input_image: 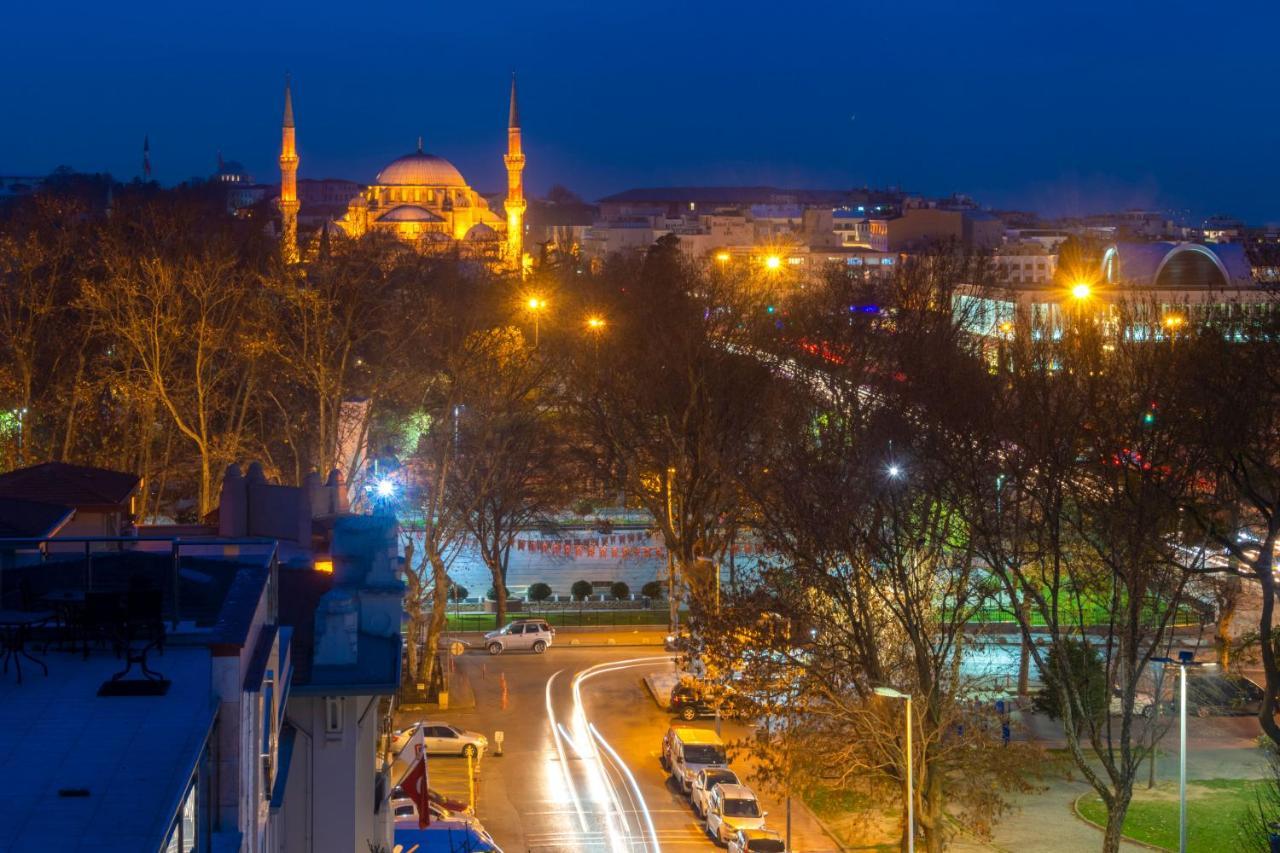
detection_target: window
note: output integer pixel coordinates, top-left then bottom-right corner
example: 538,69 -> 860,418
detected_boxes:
325,697 -> 343,738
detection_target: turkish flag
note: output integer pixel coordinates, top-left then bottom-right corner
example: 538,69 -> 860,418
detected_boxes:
402,744 -> 430,828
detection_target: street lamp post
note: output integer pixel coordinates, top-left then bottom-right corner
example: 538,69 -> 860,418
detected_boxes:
1153,651 -> 1207,853
875,687 -> 913,853
526,297 -> 546,346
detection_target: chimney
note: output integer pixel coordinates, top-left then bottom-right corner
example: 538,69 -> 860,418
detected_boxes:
313,590 -> 358,666
218,464 -> 246,537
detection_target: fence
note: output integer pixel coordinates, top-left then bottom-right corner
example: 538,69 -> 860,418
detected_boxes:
445,605 -> 672,630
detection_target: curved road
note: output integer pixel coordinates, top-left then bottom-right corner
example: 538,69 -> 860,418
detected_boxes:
404,646 -> 835,852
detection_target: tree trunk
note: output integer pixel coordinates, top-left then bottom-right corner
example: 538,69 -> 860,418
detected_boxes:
1017,597 -> 1032,696
402,538 -> 422,694
421,550 -> 451,690
918,762 -> 945,853
1214,577 -> 1240,669
1102,791 -> 1132,853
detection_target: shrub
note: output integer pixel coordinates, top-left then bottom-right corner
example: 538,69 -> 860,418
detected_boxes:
641,580 -> 664,600
486,585 -> 512,601
571,579 -> 594,601
1033,638 -> 1108,733
573,498 -> 595,517
528,582 -> 553,602
449,584 -> 469,602
610,581 -> 630,600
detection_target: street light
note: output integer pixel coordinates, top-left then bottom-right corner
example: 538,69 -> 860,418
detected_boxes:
765,254 -> 782,270
874,686 -> 913,853
526,296 -> 547,346
1071,282 -> 1092,300
1152,651 -> 1211,853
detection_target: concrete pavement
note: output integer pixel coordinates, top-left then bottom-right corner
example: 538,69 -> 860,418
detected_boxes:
395,645 -> 840,852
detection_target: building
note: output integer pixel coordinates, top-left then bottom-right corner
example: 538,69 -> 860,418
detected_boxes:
994,241 -> 1058,286
957,241 -> 1271,340
279,76 -> 527,269
0,461 -> 140,538
0,535 -> 288,852
867,207 -> 1002,252
0,461 -> 404,853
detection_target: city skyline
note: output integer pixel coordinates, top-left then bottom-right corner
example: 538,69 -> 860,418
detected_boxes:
3,0 -> 1278,223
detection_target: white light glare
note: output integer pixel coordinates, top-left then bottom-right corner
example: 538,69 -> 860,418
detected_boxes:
375,478 -> 396,498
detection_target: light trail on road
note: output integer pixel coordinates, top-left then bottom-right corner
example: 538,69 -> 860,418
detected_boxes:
543,656 -> 669,852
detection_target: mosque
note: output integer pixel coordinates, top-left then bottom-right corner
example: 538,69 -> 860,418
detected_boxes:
276,76 -> 526,267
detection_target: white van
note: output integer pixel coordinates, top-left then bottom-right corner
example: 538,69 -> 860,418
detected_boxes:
660,725 -> 728,793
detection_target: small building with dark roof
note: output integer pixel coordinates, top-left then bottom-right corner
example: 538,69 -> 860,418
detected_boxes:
0,462 -> 140,538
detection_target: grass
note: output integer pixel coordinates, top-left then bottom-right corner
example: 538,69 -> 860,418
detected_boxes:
444,608 -> 671,630
1076,778 -> 1265,852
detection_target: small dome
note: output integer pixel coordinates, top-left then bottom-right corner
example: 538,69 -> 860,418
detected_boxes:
464,223 -> 498,241
377,204 -> 445,223
376,151 -> 466,187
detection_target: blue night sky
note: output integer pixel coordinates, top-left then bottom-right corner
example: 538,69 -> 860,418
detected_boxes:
3,0 -> 1276,222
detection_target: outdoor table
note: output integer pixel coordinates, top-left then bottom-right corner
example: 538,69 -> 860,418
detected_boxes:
0,609 -> 53,683
41,590 -> 91,656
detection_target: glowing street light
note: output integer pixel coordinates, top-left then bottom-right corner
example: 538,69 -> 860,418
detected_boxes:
715,251 -> 731,263
1070,282 -> 1092,300
526,296 -> 547,346
585,314 -> 606,356
887,464 -> 903,479
765,255 -> 782,270
874,687 -> 913,853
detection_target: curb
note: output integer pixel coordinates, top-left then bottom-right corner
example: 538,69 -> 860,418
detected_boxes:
1070,791 -> 1171,852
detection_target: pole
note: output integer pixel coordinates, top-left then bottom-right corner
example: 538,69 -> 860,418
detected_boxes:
1179,663 -> 1187,853
666,468 -> 677,633
786,793 -> 792,852
906,694 -> 914,853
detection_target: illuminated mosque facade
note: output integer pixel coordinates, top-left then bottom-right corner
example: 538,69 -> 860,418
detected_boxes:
277,76 -> 525,267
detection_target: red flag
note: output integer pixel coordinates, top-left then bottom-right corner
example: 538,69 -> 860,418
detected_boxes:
402,744 -> 430,828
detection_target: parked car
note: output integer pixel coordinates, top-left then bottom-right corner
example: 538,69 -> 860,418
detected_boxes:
665,628 -> 691,652
670,682 -> 742,721
1182,671 -> 1265,717
727,828 -> 787,853
705,783 -> 767,844
390,798 -> 456,822
400,721 -> 489,757
690,767 -> 740,819
661,725 -> 729,793
484,619 -> 555,655
1108,687 -> 1158,718
394,818 -> 502,853
391,784 -> 469,814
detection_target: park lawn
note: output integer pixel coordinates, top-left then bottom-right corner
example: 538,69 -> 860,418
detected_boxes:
1077,779 -> 1265,852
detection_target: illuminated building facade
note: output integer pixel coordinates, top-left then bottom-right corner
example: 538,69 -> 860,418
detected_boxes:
956,241 -> 1273,341
279,77 -> 526,265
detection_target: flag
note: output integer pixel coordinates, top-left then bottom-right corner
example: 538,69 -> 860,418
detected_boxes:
401,743 -> 430,829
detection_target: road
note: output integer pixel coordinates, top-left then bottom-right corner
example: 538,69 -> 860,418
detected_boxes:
395,645 -> 838,852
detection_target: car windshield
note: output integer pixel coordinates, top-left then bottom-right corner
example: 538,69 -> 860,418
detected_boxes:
683,745 -> 726,765
723,798 -> 760,818
705,770 -> 738,787
749,840 -> 786,852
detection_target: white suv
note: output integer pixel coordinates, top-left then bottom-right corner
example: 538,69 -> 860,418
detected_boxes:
484,620 -> 555,655
690,767 -> 740,819
706,783 -> 767,844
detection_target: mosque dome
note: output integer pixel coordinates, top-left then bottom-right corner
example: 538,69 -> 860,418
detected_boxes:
376,149 -> 467,187
378,204 -> 445,223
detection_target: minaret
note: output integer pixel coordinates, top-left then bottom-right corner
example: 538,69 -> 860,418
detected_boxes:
279,75 -> 300,264
503,73 -> 526,271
